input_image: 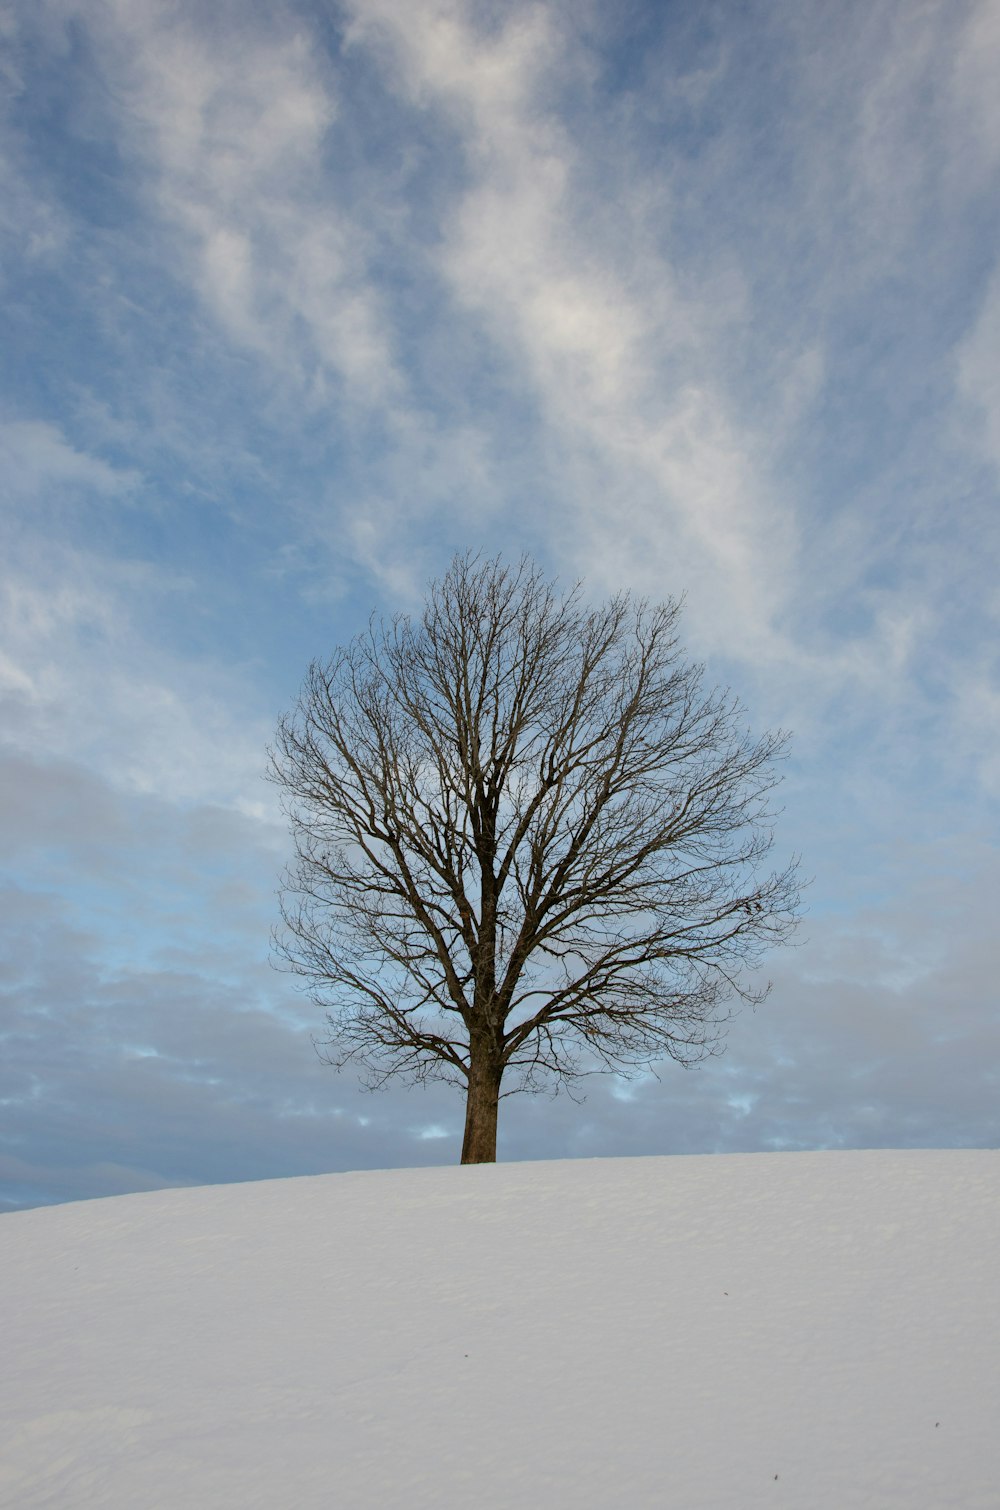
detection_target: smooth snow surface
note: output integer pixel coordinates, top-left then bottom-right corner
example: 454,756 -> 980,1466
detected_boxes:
2,1150 -> 998,1509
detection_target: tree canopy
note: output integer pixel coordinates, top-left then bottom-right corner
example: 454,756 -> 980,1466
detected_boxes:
270,554 -> 800,1161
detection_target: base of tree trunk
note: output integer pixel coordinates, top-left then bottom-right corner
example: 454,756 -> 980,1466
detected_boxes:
461,1054 -> 502,1163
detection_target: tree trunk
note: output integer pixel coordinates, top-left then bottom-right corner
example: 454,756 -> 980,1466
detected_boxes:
461,1042 -> 503,1164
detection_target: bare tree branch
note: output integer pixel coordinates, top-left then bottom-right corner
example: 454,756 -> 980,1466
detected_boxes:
269,553 -> 801,1162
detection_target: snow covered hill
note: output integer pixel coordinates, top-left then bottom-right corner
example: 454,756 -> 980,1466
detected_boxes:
2,1150 -> 998,1509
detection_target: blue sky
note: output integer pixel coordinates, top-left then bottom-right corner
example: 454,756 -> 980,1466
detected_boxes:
2,0 -> 998,1209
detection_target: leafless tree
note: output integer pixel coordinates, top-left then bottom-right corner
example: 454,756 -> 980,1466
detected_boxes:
270,554 -> 800,1163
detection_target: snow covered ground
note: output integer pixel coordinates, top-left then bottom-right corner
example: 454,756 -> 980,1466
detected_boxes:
2,1150 -> 998,1509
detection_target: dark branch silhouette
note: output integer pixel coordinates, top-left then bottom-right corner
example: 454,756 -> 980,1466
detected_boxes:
270,553 -> 801,1162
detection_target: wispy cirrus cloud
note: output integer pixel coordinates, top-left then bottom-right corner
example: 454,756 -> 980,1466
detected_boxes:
0,417 -> 140,497
81,0 -> 399,407
343,0 -> 795,657
336,0 -> 1000,724
0,548 -> 272,808
957,264 -> 1000,483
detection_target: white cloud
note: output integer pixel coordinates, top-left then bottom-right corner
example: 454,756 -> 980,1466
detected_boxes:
0,13 -> 70,273
949,660 -> 1000,799
343,1 -> 794,658
0,418 -> 140,497
957,263 -> 1000,477
0,536 -> 271,812
84,0 -> 399,404
949,0 -> 1000,186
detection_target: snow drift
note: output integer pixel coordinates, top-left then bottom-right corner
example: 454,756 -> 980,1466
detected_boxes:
2,1150 -> 998,1508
